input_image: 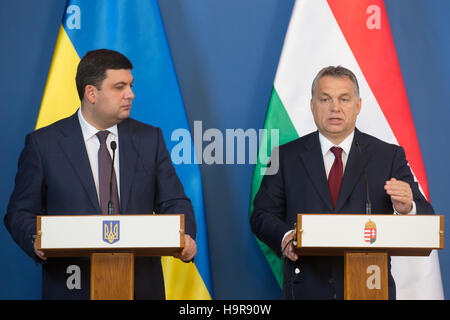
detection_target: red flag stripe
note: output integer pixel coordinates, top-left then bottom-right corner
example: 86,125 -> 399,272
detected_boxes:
327,0 -> 430,200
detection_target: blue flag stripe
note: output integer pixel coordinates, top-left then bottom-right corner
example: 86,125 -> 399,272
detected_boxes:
63,0 -> 213,295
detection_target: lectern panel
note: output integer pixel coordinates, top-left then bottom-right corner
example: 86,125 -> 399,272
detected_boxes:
36,214 -> 184,257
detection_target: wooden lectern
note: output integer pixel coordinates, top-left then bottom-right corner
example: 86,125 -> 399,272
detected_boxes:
295,214 -> 444,300
36,214 -> 184,300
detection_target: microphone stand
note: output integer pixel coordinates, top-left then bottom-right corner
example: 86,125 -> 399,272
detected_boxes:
108,141 -> 117,215
355,140 -> 371,215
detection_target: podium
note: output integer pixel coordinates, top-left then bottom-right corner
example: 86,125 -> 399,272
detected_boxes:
36,214 -> 184,300
295,214 -> 444,300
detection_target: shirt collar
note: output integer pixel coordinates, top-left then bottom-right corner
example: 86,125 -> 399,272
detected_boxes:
78,107 -> 118,141
319,130 -> 355,156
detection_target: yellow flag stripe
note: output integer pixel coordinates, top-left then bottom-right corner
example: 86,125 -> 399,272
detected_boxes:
36,25 -> 80,130
162,257 -> 211,300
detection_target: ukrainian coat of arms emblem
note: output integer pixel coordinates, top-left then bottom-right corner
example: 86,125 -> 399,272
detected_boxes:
103,221 -> 120,244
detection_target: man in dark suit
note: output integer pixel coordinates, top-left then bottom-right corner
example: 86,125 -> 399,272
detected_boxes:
250,66 -> 434,300
4,49 -> 197,299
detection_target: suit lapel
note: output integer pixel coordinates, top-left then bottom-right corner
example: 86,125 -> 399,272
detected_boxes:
118,119 -> 138,213
299,132 -> 334,211
57,112 -> 101,213
335,129 -> 372,211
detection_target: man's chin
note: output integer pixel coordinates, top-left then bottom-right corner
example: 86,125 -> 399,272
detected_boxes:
118,110 -> 131,121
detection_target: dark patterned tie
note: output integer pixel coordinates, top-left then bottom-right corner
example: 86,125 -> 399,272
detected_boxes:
96,130 -> 120,214
328,146 -> 343,209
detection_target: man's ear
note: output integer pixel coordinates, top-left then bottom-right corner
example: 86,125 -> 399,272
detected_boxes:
84,85 -> 97,104
356,97 -> 362,115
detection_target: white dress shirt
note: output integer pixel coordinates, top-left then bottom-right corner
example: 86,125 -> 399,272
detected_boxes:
77,108 -> 120,202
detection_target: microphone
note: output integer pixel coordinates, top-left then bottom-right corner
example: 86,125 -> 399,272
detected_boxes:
355,139 -> 371,215
108,141 -> 117,215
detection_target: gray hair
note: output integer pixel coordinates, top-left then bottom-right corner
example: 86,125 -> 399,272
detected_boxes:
311,65 -> 360,98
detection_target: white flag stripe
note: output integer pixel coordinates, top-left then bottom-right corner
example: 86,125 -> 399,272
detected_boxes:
274,0 -> 397,145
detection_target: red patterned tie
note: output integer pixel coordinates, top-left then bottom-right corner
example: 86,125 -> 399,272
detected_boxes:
328,147 -> 343,209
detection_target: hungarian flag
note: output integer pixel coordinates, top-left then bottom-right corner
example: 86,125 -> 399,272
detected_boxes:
37,0 -> 212,299
250,0 -> 443,299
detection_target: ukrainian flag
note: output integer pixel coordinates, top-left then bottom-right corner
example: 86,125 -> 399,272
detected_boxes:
37,0 -> 212,299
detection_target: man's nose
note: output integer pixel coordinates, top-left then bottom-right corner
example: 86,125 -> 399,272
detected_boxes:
125,86 -> 135,100
330,98 -> 340,112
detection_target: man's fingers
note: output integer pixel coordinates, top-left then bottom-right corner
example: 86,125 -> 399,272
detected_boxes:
35,249 -> 47,261
281,230 -> 298,261
288,251 -> 298,262
34,240 -> 47,260
390,195 -> 409,202
385,184 -> 408,194
385,179 -> 412,207
285,242 -> 298,262
174,235 -> 197,262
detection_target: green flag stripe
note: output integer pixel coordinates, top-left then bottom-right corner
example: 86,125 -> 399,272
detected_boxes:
250,87 -> 299,287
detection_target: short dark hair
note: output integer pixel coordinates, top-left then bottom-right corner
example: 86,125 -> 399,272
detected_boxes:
75,49 -> 133,101
311,65 -> 359,97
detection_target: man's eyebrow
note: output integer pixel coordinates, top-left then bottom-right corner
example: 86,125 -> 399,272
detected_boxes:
113,79 -> 134,86
317,91 -> 352,97
317,92 -> 332,97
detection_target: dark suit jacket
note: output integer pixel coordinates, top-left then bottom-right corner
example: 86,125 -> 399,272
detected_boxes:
250,128 -> 434,300
4,111 -> 196,299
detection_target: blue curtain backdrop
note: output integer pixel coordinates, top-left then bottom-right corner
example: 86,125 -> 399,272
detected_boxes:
1,0 -> 449,299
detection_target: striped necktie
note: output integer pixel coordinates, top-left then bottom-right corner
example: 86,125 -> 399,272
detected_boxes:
96,130 -> 120,214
